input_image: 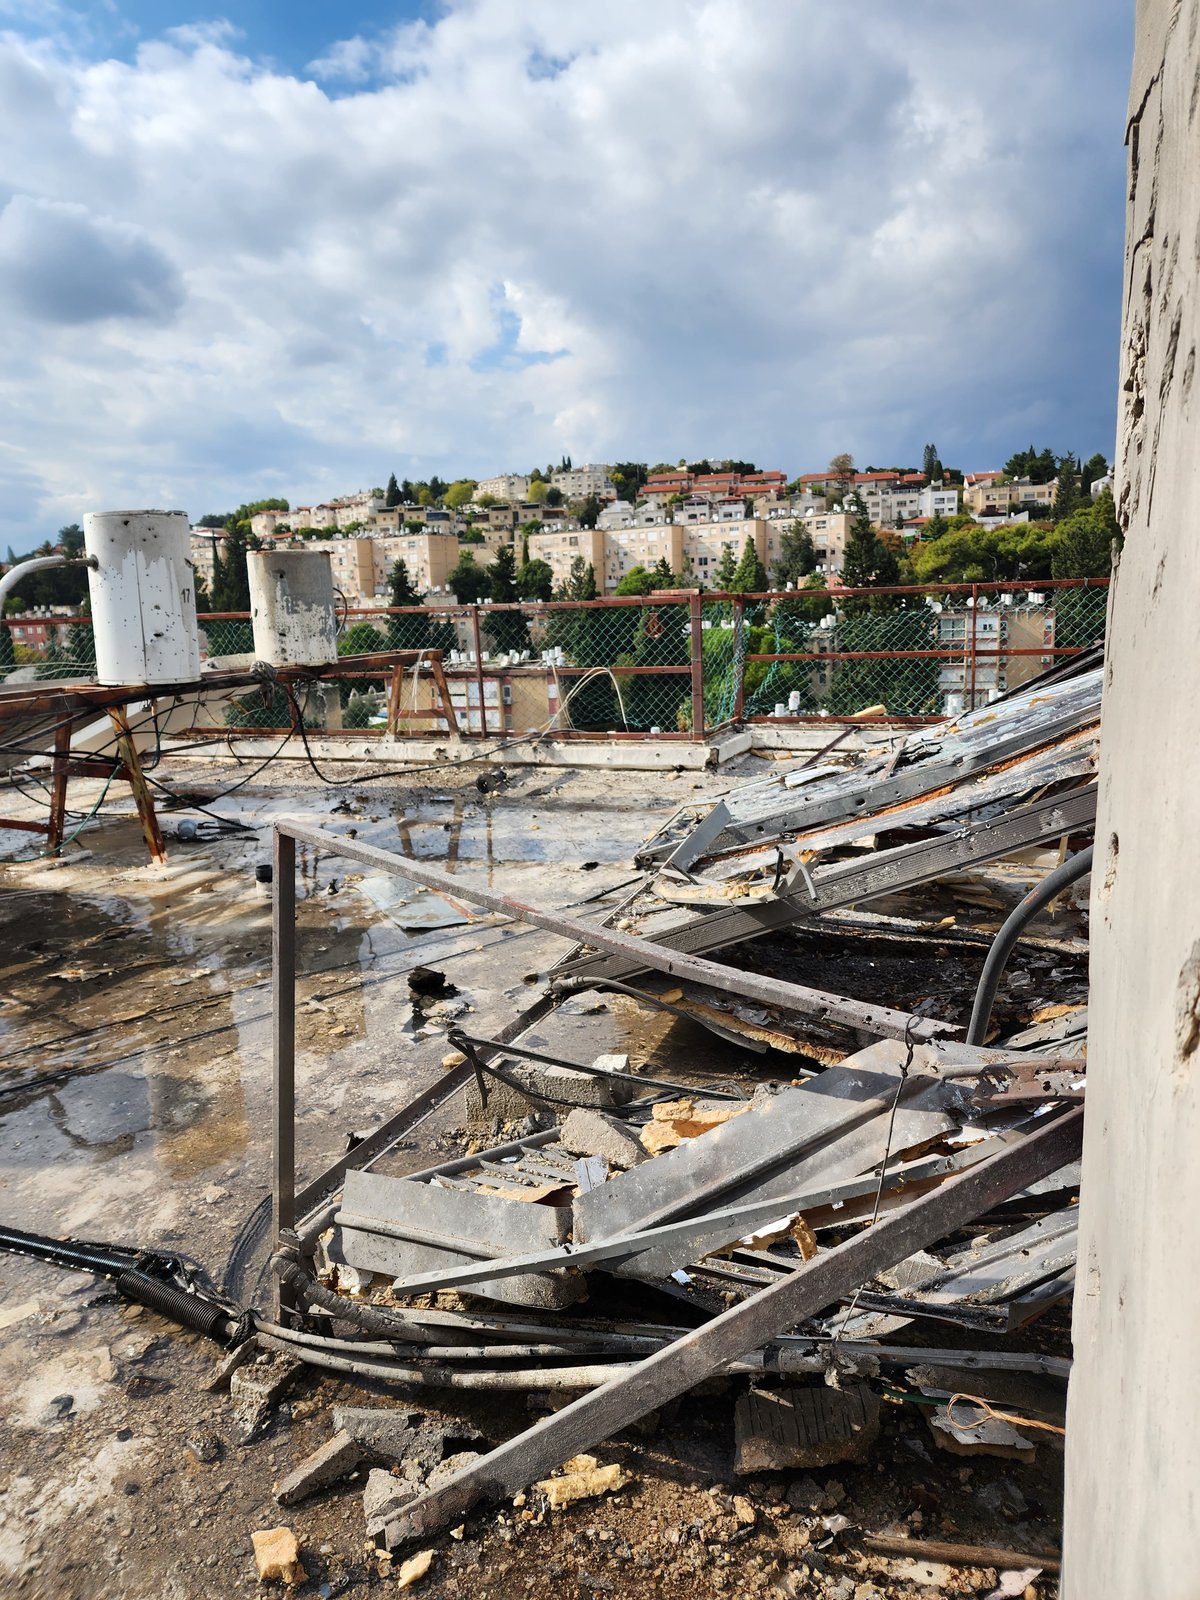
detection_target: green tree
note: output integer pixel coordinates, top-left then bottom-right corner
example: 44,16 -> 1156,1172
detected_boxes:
649,557 -> 678,590
485,544 -> 530,653
840,501 -> 898,611
385,474 -> 401,507
1080,452 -> 1109,496
517,558 -> 554,601
338,621 -> 387,657
444,479 -> 477,510
210,522 -> 261,611
828,452 -> 856,497
388,559 -> 422,608
773,521 -> 817,587
922,513 -> 950,541
1004,445 -> 1058,483
828,610 -> 939,716
526,480 -> 550,505
1051,489 -> 1118,579
575,494 -> 603,528
922,443 -> 943,482
712,545 -> 738,589
59,523 -> 85,557
611,463 -> 648,503
731,537 -> 768,594
615,565 -> 655,596
447,552 -> 490,603
545,486 -> 564,507
1052,453 -> 1082,523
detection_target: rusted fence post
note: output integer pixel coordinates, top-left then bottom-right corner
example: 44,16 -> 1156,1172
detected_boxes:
732,596 -> 746,723
470,605 -> 488,739
689,593 -> 705,740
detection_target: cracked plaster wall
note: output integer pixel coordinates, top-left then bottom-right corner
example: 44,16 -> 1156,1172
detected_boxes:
1063,2 -> 1200,1593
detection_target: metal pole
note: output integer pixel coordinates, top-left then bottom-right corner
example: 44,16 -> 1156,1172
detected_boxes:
968,582 -> 979,708
47,716 -> 72,855
732,596 -> 746,723
272,826 -> 297,1317
689,592 -> 705,739
470,606 -> 488,738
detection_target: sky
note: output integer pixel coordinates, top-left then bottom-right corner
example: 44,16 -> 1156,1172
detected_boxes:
0,0 -> 1133,544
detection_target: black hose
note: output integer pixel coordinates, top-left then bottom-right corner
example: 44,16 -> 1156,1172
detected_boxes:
965,845 -> 1094,1046
0,1223 -> 145,1279
114,1270 -> 245,1345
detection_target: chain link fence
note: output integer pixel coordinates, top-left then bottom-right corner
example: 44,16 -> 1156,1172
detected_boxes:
1,583 -> 1109,734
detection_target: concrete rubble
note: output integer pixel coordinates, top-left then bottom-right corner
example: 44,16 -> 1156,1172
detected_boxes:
0,650 -> 1100,1593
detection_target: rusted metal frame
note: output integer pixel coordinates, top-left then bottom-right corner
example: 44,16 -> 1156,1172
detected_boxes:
468,606 -> 488,739
272,820 -> 948,1042
558,783 -> 1098,984
746,713 -> 940,726
732,596 -> 747,723
745,645 -> 1089,663
782,783 -> 1097,907
0,817 -> 52,834
967,582 -> 979,706
688,593 -> 706,740
381,1106 -> 1084,1547
427,654 -> 459,736
552,664 -> 691,676
46,715 -> 73,855
272,827 -> 296,1319
106,706 -> 166,865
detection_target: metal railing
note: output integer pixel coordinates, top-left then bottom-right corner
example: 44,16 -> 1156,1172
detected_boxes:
1,580 -> 1109,738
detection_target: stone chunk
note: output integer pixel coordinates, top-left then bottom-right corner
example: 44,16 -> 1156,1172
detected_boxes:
273,1428 -> 364,1506
364,1467 -> 420,1538
396,1549 -> 435,1589
251,1526 -> 305,1585
734,1382 -> 881,1474
558,1108 -> 647,1170
534,1454 -> 630,1508
231,1352 -> 303,1441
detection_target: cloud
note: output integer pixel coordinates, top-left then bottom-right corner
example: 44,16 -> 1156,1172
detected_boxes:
0,194 -> 184,323
0,1 -> 1130,546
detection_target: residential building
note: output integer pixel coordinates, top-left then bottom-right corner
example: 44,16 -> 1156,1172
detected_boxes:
782,511 -> 853,577
640,468 -> 787,502
963,477 -> 1057,517
936,602 -> 1055,714
597,500 -> 636,530
1090,473 -> 1113,498
526,528 -> 606,592
474,473 -> 531,503
680,518 -> 767,586
860,483 -> 960,527
249,508 -> 288,538
603,524 -> 686,590
550,463 -> 615,500
333,493 -> 384,528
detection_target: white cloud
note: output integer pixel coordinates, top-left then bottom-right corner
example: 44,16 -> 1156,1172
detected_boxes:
0,0 -> 1128,543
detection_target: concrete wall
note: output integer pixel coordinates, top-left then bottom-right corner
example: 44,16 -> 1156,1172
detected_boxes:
1063,4 -> 1200,1593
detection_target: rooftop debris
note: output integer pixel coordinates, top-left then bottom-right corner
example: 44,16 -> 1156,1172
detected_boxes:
0,650 -> 1099,1586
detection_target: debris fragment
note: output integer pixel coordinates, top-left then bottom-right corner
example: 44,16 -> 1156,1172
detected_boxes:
251,1526 -> 305,1586
639,1097 -> 750,1154
558,1107 -> 647,1169
734,1383 -> 881,1474
534,1455 -> 630,1508
273,1429 -> 365,1507
395,1549 -> 436,1589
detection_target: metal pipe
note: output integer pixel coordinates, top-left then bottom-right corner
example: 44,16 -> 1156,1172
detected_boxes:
0,553 -> 96,612
965,845 -> 1094,1045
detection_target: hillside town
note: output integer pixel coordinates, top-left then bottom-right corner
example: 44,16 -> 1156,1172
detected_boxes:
175,447 -> 1116,612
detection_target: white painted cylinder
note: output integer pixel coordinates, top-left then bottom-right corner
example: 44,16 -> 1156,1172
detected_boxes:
246,549 -> 338,667
84,510 -> 200,686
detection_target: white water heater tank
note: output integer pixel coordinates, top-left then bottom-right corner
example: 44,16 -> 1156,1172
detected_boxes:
84,510 -> 201,686
247,549 -> 338,667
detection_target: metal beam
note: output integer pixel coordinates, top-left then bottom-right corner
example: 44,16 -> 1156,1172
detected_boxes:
381,1106 -> 1083,1547
273,819 -> 949,1042
562,784 -> 1097,983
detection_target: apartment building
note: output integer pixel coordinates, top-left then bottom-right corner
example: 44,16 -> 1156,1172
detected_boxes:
474,473 -> 530,503
936,603 -> 1055,714
526,527 -> 606,591
782,511 -> 853,577
550,463 -> 615,500
860,483 -> 960,527
680,518 -> 767,585
962,477 -> 1057,517
603,524 -> 686,590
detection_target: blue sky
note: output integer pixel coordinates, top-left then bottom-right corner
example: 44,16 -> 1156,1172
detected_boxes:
0,1 -> 1133,541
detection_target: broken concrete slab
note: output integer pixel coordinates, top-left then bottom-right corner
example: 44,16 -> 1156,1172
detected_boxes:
365,1467 -> 420,1539
273,1428 -> 365,1506
533,1454 -> 630,1508
558,1107 -> 647,1170
734,1382 -> 881,1474
465,1055 -> 635,1124
230,1351 -> 303,1441
338,1166 -> 583,1309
